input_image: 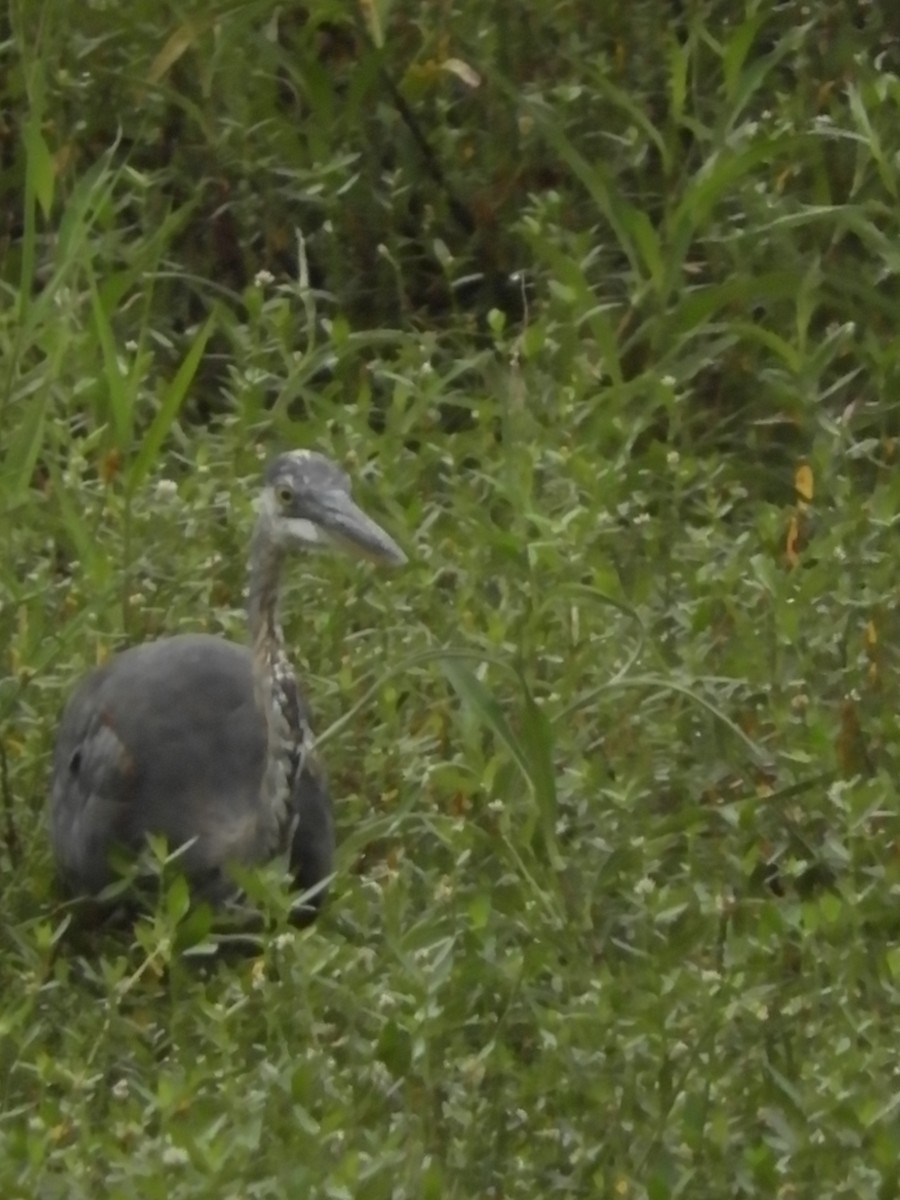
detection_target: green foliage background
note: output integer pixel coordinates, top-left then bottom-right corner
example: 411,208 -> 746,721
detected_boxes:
3,0 -> 900,1195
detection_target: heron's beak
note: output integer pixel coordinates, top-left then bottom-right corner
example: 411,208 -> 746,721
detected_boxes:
307,489 -> 408,566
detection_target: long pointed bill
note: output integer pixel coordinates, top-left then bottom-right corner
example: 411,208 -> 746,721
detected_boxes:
306,489 -> 408,565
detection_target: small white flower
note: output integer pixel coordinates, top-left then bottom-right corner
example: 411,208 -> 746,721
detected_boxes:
162,1144 -> 189,1166
154,479 -> 178,500
112,1078 -> 129,1101
435,875 -> 454,901
253,268 -> 275,288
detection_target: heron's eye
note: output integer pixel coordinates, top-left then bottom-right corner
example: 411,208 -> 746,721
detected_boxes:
276,485 -> 294,507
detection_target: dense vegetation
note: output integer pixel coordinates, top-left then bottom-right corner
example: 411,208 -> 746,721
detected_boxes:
3,0 -> 900,1195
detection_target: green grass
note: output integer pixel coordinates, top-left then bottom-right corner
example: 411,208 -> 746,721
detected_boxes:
4,1 -> 900,1196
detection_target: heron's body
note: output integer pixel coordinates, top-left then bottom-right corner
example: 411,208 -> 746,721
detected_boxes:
50,634 -> 333,906
48,450 -> 406,915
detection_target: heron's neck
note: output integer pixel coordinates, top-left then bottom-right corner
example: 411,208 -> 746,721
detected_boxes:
247,525 -> 286,656
246,523 -> 302,853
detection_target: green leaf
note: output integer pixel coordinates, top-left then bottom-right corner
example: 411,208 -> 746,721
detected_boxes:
520,685 -> 560,861
442,658 -> 561,867
0,391 -> 47,501
88,265 -> 134,449
126,313 -> 216,497
24,120 -> 55,219
441,659 -> 531,783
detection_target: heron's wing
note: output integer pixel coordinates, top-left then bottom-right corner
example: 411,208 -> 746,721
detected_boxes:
51,634 -> 269,892
289,757 -> 334,921
49,663 -> 136,893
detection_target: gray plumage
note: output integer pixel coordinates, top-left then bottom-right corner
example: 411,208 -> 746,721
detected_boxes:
49,450 -> 406,916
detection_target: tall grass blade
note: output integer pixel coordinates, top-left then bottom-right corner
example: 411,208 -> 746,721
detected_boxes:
441,659 -> 531,782
126,314 -> 216,496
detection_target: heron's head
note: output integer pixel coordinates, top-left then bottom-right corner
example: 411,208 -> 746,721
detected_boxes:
257,450 -> 407,566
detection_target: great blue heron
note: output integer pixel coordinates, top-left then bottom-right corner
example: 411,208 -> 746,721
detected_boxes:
49,449 -> 406,919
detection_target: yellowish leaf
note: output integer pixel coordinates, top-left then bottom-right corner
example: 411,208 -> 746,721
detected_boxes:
785,513 -> 800,567
146,21 -> 205,86
2,734 -> 24,757
794,462 -> 814,502
442,58 -> 481,88
53,143 -> 77,181
359,0 -> 388,48
100,448 -> 122,485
